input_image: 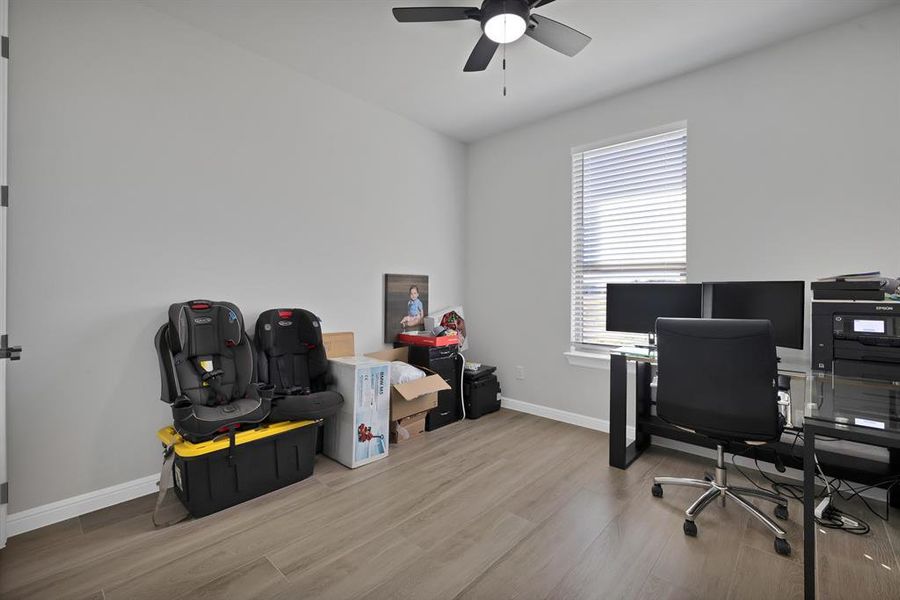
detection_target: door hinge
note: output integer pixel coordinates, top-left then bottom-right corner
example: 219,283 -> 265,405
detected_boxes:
1,36 -> 7,60
1,185 -> 7,207
0,482 -> 7,505
0,334 -> 22,361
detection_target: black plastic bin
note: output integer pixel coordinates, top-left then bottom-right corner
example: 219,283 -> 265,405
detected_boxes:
157,420 -> 318,517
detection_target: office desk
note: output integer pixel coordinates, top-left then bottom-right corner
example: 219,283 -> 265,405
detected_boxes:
608,346 -> 808,469
802,374 -> 900,600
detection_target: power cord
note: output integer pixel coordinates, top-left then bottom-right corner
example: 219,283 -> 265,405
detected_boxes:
727,443 -> 894,536
811,452 -> 870,534
816,502 -> 870,535
457,352 -> 467,420
834,478 -> 900,522
774,431 -> 898,523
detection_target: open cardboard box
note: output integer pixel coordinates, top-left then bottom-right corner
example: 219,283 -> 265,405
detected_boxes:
322,331 -> 355,359
365,346 -> 450,421
390,410 -> 428,443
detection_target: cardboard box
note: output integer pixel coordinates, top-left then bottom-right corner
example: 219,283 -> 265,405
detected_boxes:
390,410 -> 428,444
366,347 -> 451,421
323,356 -> 391,468
323,331 -> 355,359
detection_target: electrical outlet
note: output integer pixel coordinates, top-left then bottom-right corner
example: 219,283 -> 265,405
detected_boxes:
515,365 -> 525,380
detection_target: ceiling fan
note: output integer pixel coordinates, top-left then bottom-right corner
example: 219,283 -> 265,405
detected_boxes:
392,0 -> 591,72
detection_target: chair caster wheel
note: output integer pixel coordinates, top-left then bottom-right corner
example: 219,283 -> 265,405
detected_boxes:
774,504 -> 789,520
683,520 -> 697,537
651,483 -> 663,498
774,538 -> 791,556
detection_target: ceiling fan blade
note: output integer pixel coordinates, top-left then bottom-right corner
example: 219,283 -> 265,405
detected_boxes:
392,7 -> 479,22
530,0 -> 558,7
463,34 -> 499,72
526,14 -> 591,57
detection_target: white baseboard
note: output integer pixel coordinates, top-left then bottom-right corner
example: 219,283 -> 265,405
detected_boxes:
7,473 -> 159,538
501,396 -> 636,439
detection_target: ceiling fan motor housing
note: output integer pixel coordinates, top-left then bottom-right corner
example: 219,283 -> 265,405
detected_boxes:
480,0 -> 530,32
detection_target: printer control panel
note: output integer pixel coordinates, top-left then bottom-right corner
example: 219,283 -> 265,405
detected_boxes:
833,314 -> 900,346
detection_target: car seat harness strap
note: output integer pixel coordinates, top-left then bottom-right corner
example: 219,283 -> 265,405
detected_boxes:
193,357 -> 228,405
275,355 -> 311,395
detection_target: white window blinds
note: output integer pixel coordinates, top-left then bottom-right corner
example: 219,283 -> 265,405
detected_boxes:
571,127 -> 687,347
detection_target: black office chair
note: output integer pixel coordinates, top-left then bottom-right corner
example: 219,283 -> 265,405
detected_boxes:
651,318 -> 791,556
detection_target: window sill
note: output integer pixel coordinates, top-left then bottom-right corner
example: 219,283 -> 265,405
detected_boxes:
564,349 -> 611,369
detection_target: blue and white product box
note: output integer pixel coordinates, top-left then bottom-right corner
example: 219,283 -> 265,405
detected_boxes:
324,356 -> 391,468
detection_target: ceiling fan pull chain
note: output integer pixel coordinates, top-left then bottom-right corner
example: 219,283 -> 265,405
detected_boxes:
502,44 -> 507,97
502,1 -> 507,96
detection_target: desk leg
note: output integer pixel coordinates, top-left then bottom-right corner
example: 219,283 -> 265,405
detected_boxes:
890,448 -> 900,509
609,354 -> 647,469
634,361 -> 652,453
609,353 -> 628,468
803,425 -> 816,600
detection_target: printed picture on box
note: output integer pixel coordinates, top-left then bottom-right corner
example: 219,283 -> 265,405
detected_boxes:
354,367 -> 387,462
384,274 -> 429,343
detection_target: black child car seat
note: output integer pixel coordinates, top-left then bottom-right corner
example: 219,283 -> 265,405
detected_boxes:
253,308 -> 343,421
155,300 -> 271,442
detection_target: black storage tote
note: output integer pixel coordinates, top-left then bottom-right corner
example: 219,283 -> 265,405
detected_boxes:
156,420 -> 318,517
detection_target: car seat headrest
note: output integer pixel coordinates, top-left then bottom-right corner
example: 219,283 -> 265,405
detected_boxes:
255,308 -> 322,355
167,300 -> 244,356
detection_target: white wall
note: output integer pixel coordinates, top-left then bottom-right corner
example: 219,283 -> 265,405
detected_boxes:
465,6 -> 900,419
6,0 -> 466,513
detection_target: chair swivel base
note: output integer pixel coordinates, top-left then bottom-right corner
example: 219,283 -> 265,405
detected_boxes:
651,446 -> 792,557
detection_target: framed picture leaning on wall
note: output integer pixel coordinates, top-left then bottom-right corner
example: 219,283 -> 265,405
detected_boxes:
384,274 -> 429,343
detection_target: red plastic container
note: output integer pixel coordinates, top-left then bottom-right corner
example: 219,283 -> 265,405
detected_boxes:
395,332 -> 460,347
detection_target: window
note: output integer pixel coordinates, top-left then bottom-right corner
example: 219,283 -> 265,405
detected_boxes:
570,126 -> 687,348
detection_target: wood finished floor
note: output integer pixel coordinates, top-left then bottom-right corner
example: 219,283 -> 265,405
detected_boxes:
1,409 -> 899,600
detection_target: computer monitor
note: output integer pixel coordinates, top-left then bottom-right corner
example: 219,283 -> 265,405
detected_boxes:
606,283 -> 703,335
707,281 -> 805,349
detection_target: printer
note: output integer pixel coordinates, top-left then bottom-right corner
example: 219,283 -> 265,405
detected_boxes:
812,299 -> 900,381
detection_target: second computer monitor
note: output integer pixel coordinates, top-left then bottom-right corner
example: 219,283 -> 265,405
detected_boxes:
606,283 -> 703,335
707,281 -> 805,349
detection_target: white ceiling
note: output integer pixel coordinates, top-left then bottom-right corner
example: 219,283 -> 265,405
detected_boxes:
142,0 -> 895,142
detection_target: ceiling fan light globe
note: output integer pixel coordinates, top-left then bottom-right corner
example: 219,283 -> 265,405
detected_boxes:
483,13 -> 526,44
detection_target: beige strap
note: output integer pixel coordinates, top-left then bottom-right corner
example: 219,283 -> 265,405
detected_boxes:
152,444 -> 189,527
